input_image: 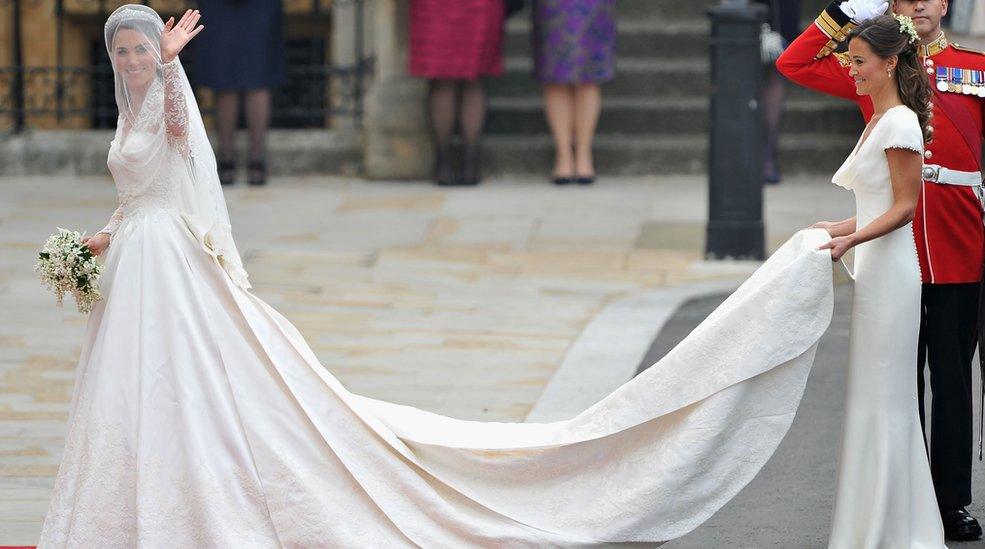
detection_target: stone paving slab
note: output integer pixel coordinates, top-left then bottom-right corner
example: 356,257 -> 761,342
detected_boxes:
0,173 -> 853,544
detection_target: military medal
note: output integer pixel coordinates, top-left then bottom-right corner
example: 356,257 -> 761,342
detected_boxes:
937,66 -> 950,92
962,69 -> 973,94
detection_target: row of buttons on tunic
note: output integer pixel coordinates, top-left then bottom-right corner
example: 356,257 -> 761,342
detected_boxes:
922,57 -> 935,159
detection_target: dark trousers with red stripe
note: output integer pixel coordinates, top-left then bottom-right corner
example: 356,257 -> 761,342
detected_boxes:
917,282 -> 980,511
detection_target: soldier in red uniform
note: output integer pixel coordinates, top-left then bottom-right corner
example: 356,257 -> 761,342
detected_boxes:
778,0 -> 985,540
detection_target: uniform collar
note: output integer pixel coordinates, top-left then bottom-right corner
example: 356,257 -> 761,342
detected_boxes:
918,32 -> 949,58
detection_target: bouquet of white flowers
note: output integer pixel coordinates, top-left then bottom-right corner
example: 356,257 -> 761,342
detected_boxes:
35,228 -> 105,313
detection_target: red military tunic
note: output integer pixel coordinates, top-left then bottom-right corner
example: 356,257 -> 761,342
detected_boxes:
777,2 -> 985,284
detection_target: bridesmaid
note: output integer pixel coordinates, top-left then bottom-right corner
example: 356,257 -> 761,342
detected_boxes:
532,0 -> 616,185
409,0 -> 506,186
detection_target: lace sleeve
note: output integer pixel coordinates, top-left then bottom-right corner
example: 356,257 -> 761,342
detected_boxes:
162,58 -> 190,156
98,205 -> 124,237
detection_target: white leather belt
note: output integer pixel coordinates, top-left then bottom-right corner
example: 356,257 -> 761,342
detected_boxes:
922,164 -> 983,187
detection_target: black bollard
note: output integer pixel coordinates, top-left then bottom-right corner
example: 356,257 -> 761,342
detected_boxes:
706,0 -> 766,260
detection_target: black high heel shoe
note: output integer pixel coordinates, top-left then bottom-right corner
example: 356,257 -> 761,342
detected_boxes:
247,159 -> 267,186
459,149 -> 481,186
434,150 -> 457,186
218,159 -> 235,186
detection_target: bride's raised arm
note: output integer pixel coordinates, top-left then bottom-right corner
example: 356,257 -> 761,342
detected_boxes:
162,60 -> 190,151
159,10 -> 203,149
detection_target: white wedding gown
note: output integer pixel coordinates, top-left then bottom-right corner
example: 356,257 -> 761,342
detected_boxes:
38,5 -> 847,546
35,126 -> 842,548
827,105 -> 946,548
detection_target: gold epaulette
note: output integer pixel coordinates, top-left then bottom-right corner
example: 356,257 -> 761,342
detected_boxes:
814,1 -> 857,60
952,43 -> 985,55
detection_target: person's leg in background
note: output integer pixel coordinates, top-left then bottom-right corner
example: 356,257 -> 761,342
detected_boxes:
543,83 -> 575,185
572,82 -> 601,184
761,68 -> 785,184
215,90 -> 240,185
459,78 -> 487,185
428,78 -> 459,186
244,88 -> 272,186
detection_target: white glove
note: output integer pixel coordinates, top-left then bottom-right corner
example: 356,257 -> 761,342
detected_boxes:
839,0 -> 889,23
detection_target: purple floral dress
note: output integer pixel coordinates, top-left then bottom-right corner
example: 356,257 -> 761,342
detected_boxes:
532,0 -> 617,84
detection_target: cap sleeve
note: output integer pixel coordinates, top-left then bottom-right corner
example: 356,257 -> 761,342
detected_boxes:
881,107 -> 924,154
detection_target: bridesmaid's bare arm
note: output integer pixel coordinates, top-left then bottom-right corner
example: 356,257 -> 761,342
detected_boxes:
819,148 -> 922,260
811,217 -> 857,237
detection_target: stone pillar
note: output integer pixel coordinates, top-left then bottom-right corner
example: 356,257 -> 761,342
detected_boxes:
705,0 -> 766,260
363,0 -> 431,180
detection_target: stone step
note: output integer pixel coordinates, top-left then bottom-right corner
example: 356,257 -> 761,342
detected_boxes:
503,19 -> 710,60
493,56 -> 710,98
485,96 -> 863,136
1,129 -> 857,178
506,0 -> 719,25
615,0 -> 720,22
492,56 -> 837,101
479,133 -> 857,176
0,129 -> 362,177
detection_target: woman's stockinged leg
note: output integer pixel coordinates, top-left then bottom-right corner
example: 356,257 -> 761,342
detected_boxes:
245,88 -> 272,185
428,78 -> 459,185
543,83 -> 575,183
459,78 -> 486,185
573,83 -> 601,182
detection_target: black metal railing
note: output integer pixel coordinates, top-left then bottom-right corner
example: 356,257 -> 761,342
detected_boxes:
0,0 -> 373,132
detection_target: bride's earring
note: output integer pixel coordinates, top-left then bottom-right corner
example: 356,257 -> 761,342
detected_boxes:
887,67 -> 894,78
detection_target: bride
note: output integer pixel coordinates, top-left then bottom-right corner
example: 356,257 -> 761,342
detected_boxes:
36,5 -> 934,548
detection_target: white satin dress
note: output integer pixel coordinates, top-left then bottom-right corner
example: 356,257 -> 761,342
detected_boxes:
38,124 -> 839,545
827,105 -> 947,549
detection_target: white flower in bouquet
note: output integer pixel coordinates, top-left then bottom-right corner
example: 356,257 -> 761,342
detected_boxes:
35,228 -> 106,314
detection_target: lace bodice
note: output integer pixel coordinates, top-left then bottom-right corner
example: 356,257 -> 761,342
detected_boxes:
100,59 -> 190,236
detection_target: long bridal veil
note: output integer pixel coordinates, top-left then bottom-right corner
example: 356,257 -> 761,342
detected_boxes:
104,4 -> 249,288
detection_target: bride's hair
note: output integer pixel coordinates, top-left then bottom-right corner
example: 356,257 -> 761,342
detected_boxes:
848,15 -> 933,143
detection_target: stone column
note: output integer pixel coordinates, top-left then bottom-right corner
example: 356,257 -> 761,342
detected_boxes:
363,0 -> 431,180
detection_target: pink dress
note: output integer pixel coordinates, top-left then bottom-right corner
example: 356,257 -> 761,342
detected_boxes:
409,0 -> 506,79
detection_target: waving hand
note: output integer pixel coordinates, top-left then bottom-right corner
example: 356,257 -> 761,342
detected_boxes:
160,9 -> 204,63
